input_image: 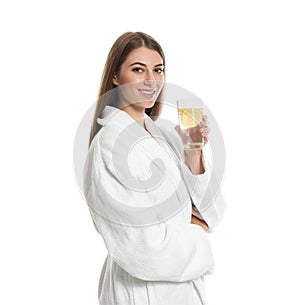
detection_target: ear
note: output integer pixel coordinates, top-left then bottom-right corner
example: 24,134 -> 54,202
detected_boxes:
112,74 -> 119,86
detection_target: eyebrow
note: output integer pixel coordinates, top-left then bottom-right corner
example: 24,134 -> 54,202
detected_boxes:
129,62 -> 164,67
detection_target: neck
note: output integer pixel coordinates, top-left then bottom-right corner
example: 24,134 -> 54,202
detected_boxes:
120,104 -> 146,129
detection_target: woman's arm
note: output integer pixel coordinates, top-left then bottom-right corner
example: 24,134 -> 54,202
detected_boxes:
184,149 -> 205,174
173,118 -> 225,233
184,149 -> 210,232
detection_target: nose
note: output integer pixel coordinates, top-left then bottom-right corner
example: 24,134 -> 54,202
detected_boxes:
144,70 -> 156,87
144,79 -> 156,87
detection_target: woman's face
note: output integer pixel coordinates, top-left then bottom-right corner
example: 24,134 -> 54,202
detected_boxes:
113,47 -> 165,110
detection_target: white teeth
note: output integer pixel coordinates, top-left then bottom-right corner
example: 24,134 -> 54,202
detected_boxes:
140,90 -> 155,95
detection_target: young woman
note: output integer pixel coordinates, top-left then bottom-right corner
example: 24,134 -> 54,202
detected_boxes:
83,31 -> 225,305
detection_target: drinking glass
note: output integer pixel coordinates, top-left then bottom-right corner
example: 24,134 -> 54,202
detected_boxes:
177,97 -> 205,150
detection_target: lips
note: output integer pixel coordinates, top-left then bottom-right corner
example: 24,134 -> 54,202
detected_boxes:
138,89 -> 157,99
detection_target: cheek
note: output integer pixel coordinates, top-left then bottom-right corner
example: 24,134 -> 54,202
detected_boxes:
156,77 -> 165,90
117,82 -> 141,104
118,72 -> 143,85
156,75 -> 165,89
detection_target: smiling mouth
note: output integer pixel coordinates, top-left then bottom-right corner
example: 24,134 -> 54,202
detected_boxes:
138,89 -> 157,99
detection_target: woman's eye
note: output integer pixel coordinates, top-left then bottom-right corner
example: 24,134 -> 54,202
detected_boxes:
154,68 -> 164,73
132,67 -> 144,72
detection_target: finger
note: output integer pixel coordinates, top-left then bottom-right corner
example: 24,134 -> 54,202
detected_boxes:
200,128 -> 208,137
200,129 -> 209,146
202,127 -> 210,134
200,118 -> 209,128
202,115 -> 208,122
199,121 -> 205,127
175,125 -> 180,134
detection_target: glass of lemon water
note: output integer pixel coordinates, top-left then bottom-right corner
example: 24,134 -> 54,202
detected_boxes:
177,97 -> 204,150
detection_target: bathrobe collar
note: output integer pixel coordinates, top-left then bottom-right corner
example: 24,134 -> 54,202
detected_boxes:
97,105 -> 181,168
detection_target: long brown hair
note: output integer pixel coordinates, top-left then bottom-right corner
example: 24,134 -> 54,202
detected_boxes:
88,32 -> 165,147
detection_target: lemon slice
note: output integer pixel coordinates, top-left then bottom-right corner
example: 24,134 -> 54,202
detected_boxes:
178,108 -> 203,128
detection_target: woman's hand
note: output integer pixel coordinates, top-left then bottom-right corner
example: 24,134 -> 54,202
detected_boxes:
175,115 -> 210,147
191,215 -> 209,232
175,115 -> 210,175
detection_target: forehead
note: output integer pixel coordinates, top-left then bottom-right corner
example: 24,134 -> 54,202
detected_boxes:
124,47 -> 163,65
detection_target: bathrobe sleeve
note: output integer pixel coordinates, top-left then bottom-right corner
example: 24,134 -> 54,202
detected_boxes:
155,119 -> 226,233
83,130 -> 214,283
181,159 -> 226,233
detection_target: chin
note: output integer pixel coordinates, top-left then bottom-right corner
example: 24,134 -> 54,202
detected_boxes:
139,101 -> 156,109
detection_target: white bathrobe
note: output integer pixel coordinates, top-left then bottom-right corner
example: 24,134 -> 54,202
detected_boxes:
83,105 -> 225,305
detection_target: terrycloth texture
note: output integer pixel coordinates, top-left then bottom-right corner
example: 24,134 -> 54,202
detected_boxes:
83,105 -> 225,305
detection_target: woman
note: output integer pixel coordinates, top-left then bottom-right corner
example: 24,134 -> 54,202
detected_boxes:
83,32 -> 225,305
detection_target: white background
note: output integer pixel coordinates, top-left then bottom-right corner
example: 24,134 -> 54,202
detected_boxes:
1,0 -> 300,304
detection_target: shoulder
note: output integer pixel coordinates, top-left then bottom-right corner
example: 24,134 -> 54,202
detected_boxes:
88,121 -> 125,159
84,125 -> 116,174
